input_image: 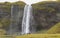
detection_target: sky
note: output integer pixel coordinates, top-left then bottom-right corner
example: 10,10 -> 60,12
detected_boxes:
0,0 -> 56,4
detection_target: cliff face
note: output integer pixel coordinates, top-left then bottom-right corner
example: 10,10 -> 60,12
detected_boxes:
32,1 -> 60,30
0,1 -> 26,35
0,1 -> 60,34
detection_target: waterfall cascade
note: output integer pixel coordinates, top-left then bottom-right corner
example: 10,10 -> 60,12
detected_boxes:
22,4 -> 32,34
9,5 -> 20,35
9,4 -> 34,35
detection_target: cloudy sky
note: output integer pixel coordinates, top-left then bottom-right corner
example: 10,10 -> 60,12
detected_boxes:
0,0 -> 56,4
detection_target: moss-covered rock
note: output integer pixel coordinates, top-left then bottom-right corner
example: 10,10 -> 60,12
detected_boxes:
0,29 -> 6,35
32,1 -> 60,31
0,1 -> 26,34
12,1 -> 26,8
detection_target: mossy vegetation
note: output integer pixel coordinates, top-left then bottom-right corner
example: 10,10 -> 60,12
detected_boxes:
0,35 -> 15,38
0,29 -> 6,35
13,1 -> 26,8
1,34 -> 60,38
32,1 -> 60,31
0,1 -> 26,35
47,22 -> 60,34
16,34 -> 60,38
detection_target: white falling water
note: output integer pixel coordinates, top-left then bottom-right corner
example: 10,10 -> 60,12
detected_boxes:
22,4 -> 32,34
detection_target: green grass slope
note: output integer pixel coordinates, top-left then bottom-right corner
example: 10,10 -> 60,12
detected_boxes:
47,22 -> 60,34
16,34 -> 60,38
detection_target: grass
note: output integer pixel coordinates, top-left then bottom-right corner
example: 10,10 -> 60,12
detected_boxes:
36,29 -> 48,34
0,35 -> 15,38
1,34 -> 60,38
47,22 -> 60,34
16,34 -> 60,38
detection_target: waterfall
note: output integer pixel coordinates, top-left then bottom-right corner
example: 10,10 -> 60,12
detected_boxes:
22,4 -> 32,34
9,5 -> 20,35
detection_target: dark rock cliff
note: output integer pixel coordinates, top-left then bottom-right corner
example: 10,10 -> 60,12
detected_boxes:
32,1 -> 60,31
